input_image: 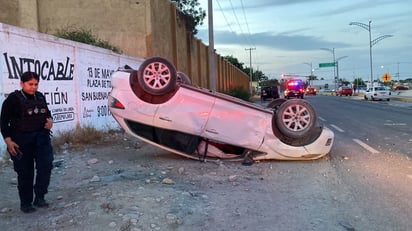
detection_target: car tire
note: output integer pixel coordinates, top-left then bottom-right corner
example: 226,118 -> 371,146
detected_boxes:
177,71 -> 191,85
137,57 -> 177,95
274,99 -> 317,139
364,95 -> 368,100
266,98 -> 287,111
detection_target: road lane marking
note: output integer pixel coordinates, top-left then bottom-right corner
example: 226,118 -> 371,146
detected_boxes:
353,139 -> 380,154
383,123 -> 407,126
330,124 -> 344,132
318,116 -> 326,122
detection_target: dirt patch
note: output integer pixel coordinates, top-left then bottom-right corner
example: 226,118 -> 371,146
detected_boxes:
0,132 -> 272,231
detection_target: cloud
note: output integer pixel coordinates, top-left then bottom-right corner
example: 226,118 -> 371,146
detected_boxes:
197,29 -> 349,51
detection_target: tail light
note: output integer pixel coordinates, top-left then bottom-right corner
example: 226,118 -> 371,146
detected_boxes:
109,96 -> 125,109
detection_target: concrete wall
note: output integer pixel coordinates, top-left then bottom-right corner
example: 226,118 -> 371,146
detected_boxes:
0,0 -> 249,91
0,23 -> 144,158
0,0 -> 250,158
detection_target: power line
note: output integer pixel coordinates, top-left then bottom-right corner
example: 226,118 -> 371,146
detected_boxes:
228,0 -> 253,47
215,0 -> 235,34
239,0 -> 254,47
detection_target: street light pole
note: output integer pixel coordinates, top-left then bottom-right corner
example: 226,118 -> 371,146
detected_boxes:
303,62 -> 314,85
207,0 -> 216,91
320,48 -> 336,89
349,20 -> 393,89
396,62 -> 400,82
335,56 -> 348,86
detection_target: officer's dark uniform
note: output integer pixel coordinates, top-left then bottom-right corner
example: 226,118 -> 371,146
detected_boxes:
0,90 -> 53,210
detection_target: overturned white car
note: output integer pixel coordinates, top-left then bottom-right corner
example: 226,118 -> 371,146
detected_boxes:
108,57 -> 334,164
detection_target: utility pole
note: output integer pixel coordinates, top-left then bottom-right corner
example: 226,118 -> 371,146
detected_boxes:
245,47 -> 256,95
320,48 -> 336,89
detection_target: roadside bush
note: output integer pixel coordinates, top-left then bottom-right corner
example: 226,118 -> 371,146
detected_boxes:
225,86 -> 251,102
55,27 -> 121,53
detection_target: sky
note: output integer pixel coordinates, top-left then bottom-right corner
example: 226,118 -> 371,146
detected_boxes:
195,0 -> 412,86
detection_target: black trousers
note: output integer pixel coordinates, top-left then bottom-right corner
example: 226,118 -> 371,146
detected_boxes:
11,130 -> 53,206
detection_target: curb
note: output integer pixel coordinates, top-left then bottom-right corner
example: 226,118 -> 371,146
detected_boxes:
317,93 -> 412,103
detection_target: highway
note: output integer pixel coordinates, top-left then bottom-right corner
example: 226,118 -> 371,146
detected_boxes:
306,95 -> 412,158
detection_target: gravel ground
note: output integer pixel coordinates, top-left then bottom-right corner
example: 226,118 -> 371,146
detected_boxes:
1,130 -> 411,231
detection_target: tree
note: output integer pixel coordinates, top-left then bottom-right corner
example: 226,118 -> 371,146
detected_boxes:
260,79 -> 279,86
172,0 -> 206,34
340,79 -> 350,86
353,78 -> 365,87
223,55 -> 271,82
223,55 -> 245,71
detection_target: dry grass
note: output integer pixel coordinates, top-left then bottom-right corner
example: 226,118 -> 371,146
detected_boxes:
0,125 -> 121,165
52,124 -> 120,151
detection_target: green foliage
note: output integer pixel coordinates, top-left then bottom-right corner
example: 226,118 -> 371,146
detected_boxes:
260,79 -> 279,86
223,55 -> 270,82
55,27 -> 121,53
223,55 -> 245,70
353,78 -> 365,86
225,86 -> 251,101
172,0 -> 206,34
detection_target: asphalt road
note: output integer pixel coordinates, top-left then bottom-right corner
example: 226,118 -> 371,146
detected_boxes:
256,95 -> 412,231
305,95 -> 412,158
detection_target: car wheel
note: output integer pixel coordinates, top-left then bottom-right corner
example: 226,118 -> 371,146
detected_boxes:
364,95 -> 368,100
177,71 -> 191,85
266,98 -> 287,111
274,99 -> 317,139
137,57 -> 177,95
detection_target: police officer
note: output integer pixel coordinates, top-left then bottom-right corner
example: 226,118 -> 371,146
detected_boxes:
1,71 -> 54,213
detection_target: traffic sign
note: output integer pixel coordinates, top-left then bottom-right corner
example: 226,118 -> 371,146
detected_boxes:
381,73 -> 391,82
319,62 -> 335,68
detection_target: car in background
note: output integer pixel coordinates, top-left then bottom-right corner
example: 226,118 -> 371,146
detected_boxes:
336,86 -> 353,96
108,57 -> 334,162
318,88 -> 333,94
364,86 -> 391,101
393,85 -> 409,91
261,85 -> 280,101
284,79 -> 305,99
305,87 -> 317,95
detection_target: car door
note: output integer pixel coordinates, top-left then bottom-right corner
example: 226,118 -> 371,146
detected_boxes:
201,93 -> 268,149
154,87 -> 215,136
